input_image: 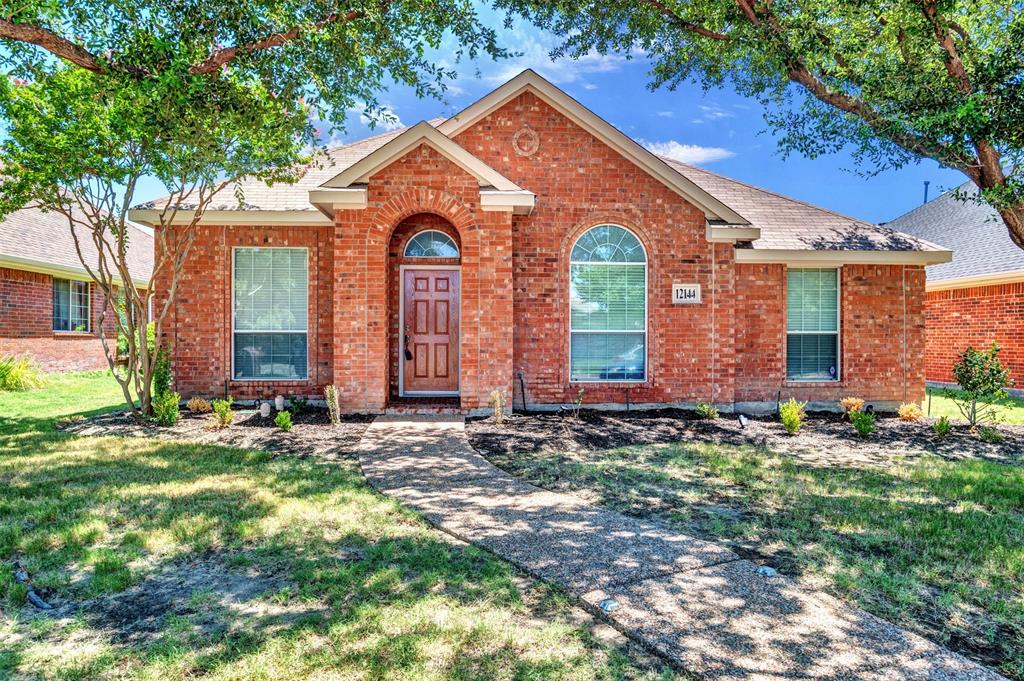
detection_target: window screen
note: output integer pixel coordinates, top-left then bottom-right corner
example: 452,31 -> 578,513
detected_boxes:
233,248 -> 308,380
786,268 -> 839,381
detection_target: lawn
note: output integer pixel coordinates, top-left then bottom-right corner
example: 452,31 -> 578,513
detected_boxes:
0,373 -> 676,680
471,419 -> 1024,680
923,386 -> 1024,425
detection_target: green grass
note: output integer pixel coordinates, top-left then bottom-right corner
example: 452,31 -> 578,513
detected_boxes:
923,386 -> 1024,425
0,373 -> 675,680
484,441 -> 1024,680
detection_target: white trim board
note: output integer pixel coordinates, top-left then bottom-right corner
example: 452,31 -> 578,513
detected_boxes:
925,270 -> 1024,292
735,248 -> 952,266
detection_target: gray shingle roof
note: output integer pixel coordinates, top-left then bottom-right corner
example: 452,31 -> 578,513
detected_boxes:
0,204 -> 154,284
885,182 -> 1024,282
136,118 -> 943,255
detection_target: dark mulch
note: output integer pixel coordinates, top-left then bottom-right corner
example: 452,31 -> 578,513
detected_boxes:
467,408 -> 1024,468
60,407 -> 373,460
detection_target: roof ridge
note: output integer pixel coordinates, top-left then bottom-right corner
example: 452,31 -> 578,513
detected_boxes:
323,117 -> 449,153
661,156 -> 877,227
886,180 -> 975,224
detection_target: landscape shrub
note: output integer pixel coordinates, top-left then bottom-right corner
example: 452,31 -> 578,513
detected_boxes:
779,398 -> 806,435
152,347 -> 171,398
948,344 -> 1011,427
187,397 -> 212,413
289,396 -> 309,417
212,397 -> 234,428
275,410 -> 293,432
978,426 -> 1004,444
850,410 -> 876,438
153,390 -> 181,426
933,415 -> 952,438
695,402 -> 719,420
897,403 -> 923,422
0,355 -> 45,391
839,397 -> 864,417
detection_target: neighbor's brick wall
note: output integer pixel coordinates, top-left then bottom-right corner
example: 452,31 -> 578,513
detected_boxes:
455,90 -> 735,407
0,266 -> 118,372
734,263 -> 927,405
924,281 -> 1024,387
156,224 -> 332,400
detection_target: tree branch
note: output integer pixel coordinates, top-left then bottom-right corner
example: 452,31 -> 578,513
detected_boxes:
0,18 -> 102,71
640,0 -> 730,41
189,10 -> 364,74
919,0 -> 972,94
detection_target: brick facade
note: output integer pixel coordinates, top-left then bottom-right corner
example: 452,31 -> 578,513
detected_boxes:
0,266 -> 118,372
924,282 -> 1024,388
159,91 -> 929,413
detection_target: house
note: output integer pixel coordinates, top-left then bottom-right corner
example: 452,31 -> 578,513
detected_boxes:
129,70 -> 950,414
886,183 -> 1024,392
0,204 -> 154,372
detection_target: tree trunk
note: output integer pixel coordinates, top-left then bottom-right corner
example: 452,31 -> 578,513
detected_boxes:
996,204 -> 1024,251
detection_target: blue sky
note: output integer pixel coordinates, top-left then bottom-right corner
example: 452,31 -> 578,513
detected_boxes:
135,8 -> 966,224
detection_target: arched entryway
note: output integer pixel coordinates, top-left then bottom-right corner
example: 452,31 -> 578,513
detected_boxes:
387,213 -> 462,399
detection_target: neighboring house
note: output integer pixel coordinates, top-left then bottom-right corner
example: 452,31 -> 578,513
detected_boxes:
887,183 -> 1024,391
130,70 -> 949,414
0,204 -> 154,372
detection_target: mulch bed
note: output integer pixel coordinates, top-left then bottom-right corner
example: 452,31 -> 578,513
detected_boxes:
467,408 -> 1024,468
60,407 -> 373,460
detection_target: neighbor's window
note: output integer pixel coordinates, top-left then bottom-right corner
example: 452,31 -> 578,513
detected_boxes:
404,230 -> 459,258
232,248 -> 308,380
786,268 -> 839,381
52,279 -> 90,332
569,225 -> 647,382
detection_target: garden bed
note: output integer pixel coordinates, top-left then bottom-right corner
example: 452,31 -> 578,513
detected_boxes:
60,406 -> 374,459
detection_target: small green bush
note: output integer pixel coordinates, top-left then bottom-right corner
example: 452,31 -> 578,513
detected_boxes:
933,415 -> 952,438
779,397 -> 806,435
275,410 -> 293,432
978,426 -> 1004,444
289,396 -> 309,417
152,347 -> 171,398
153,390 -> 181,426
0,355 -> 45,391
850,410 -> 876,438
212,397 -> 234,428
695,402 -> 719,420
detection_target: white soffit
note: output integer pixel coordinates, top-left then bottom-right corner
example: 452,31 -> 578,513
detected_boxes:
735,248 -> 953,266
437,69 -> 749,226
127,209 -> 333,227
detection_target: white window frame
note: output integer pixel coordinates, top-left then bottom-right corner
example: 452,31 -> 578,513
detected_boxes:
785,266 -> 841,383
230,246 -> 310,382
403,230 -> 460,258
52,278 -> 91,333
568,225 -> 649,384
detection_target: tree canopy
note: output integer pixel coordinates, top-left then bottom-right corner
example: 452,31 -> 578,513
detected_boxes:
495,0 -> 1024,247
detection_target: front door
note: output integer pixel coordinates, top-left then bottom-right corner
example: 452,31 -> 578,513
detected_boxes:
402,268 -> 460,395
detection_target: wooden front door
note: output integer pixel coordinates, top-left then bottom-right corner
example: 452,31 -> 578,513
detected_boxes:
402,269 -> 460,394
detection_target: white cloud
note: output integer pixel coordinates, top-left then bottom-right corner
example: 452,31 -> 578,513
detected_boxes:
582,83 -> 598,91
655,111 -> 674,118
697,104 -> 734,120
347,102 -> 405,132
641,140 -> 735,165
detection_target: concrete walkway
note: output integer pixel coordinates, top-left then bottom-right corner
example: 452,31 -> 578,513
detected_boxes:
357,415 -> 1006,681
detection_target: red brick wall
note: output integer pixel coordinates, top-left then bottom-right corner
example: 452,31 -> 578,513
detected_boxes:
924,282 -> 1024,387
734,263 -> 926,406
0,266 -> 118,372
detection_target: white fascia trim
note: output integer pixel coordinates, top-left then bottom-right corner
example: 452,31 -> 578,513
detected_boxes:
321,121 -> 523,192
706,224 -> 761,243
735,248 -> 953,266
479,189 -> 536,215
438,70 -> 749,226
925,269 -> 1024,292
128,209 -> 333,227
0,255 -> 148,289
308,187 -> 368,216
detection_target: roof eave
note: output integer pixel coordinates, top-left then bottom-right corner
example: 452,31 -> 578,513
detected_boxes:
735,248 -> 953,266
128,209 -> 333,227
0,254 -> 149,289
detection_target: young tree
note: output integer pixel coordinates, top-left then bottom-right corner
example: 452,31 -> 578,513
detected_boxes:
495,0 -> 1024,247
0,1 -> 505,414
948,343 -> 1011,427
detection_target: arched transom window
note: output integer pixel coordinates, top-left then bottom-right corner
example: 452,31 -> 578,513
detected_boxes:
569,225 -> 647,382
404,230 -> 459,258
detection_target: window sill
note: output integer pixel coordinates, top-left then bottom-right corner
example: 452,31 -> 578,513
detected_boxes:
785,380 -> 841,387
53,331 -> 95,338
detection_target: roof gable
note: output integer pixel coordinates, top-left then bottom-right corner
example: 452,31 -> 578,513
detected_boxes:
438,69 -> 749,226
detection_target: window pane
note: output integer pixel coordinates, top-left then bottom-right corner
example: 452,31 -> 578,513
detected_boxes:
71,281 -> 89,332
786,333 -> 838,381
52,279 -> 70,331
570,333 -> 645,381
570,264 -> 645,331
570,225 -> 645,263
405,231 -> 459,257
233,333 -> 308,380
234,248 -> 307,332
787,268 -> 838,333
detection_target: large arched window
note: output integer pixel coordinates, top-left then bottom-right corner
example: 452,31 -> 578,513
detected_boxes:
569,225 -> 647,382
404,230 -> 459,258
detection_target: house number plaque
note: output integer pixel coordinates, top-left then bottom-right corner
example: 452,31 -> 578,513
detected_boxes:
672,283 -> 701,304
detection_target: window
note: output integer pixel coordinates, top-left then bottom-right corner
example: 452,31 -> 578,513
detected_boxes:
786,268 -> 839,381
53,279 -> 90,332
569,225 -> 647,382
404,230 -> 459,258
233,248 -> 308,380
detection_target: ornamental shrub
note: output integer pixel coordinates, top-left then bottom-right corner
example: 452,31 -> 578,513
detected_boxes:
275,410 -> 293,432
153,390 -> 180,427
212,397 -> 234,428
695,402 -> 719,420
187,397 -> 212,414
850,410 -> 876,438
779,398 -> 806,435
948,344 -> 1011,427
897,403 -> 923,422
933,416 -> 952,438
0,355 -> 45,391
839,397 -> 864,417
